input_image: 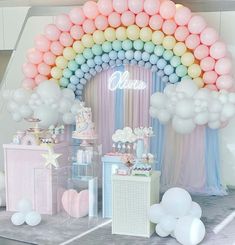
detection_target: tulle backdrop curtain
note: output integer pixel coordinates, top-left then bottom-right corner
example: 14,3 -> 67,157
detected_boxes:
84,65 -> 226,195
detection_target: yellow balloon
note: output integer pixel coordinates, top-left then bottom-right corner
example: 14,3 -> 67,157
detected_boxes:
49,78 -> 59,84
188,64 -> 202,78
55,56 -> 68,69
63,47 -> 76,61
181,52 -> 195,67
140,27 -> 152,42
51,67 -> 63,79
82,34 -> 94,48
127,25 -> 140,41
193,77 -> 204,88
162,36 -> 176,50
73,41 -> 84,54
93,30 -> 105,44
173,42 -> 187,56
116,27 -> 127,41
104,27 -> 116,42
152,31 -> 164,45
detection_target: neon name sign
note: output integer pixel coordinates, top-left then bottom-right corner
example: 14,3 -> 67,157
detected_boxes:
108,71 -> 147,91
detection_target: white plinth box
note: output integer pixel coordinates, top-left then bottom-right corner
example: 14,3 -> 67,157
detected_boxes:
112,171 -> 160,238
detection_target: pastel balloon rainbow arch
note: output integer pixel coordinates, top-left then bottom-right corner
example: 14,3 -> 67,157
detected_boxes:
6,0 -> 235,132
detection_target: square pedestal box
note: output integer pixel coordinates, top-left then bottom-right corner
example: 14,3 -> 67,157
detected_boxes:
112,171 -> 161,238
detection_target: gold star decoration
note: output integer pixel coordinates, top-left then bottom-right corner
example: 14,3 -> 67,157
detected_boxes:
41,147 -> 61,168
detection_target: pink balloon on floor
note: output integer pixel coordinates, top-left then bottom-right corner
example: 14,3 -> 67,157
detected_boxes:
44,24 -> 61,41
83,19 -> 96,34
35,35 -> 51,52
55,14 -> 73,32
69,7 -> 85,25
174,6 -> 192,26
43,52 -> 56,65
38,63 -> 51,76
108,12 -> 121,28
188,15 -> 206,34
200,27 -> 219,46
162,20 -> 177,35
113,0 -> 128,13
22,78 -> 36,89
215,58 -> 232,75
83,1 -> 99,19
203,71 -> 218,84
35,74 -> 48,85
95,15 -> 109,30
128,0 -> 144,14
216,75 -> 234,90
59,32 -> 74,47
159,0 -> 176,19
97,0 -> 113,16
174,26 -> 189,42
210,41 -> 227,60
27,49 -> 43,65
149,15 -> 163,30
136,12 -> 149,28
144,0 -> 160,15
185,34 -> 200,50
22,63 -> 38,78
121,11 -> 135,26
194,45 -> 209,60
70,25 -> 84,40
50,41 -> 64,55
200,57 -> 216,72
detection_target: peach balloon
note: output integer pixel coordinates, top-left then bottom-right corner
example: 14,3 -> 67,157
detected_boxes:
203,71 -> 218,84
216,75 -> 234,90
149,15 -> 163,30
174,6 -> 191,26
83,19 -> 96,34
174,26 -> 189,42
188,15 -> 206,34
95,15 -> 109,30
22,63 -> 38,78
200,27 -> 219,46
194,45 -> 209,60
70,25 -> 84,40
69,7 -> 85,25
128,0 -> 144,14
113,0 -> 128,13
35,35 -> 51,52
38,63 -> 51,76
162,20 -> 177,35
121,11 -> 135,26
55,14 -> 73,32
50,41 -> 64,55
200,57 -> 215,72
59,32 -> 73,47
27,49 -> 43,65
185,34 -> 200,50
210,41 -> 227,60
22,78 -> 36,89
144,0 -> 160,15
44,24 -> 61,41
108,12 -> 121,28
35,74 -> 48,85
43,52 -> 56,65
83,1 -> 99,19
215,58 -> 232,75
97,0 -> 113,16
136,12 -> 149,28
159,0 -> 176,19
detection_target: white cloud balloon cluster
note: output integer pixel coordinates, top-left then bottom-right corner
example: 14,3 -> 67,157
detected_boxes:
112,127 -> 137,143
3,81 -> 83,128
150,80 -> 235,134
149,188 -> 205,245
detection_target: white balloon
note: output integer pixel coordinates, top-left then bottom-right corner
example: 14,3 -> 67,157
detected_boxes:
208,120 -> 221,129
0,172 -> 5,190
208,99 -> 222,113
11,212 -> 25,226
157,110 -> 171,124
176,80 -> 198,98
175,99 -> 195,119
37,81 -> 61,102
161,188 -> 192,218
13,88 -> 31,104
59,98 -> 72,113
2,90 -> 13,100
155,224 -> 170,237
25,211 -> 41,226
148,204 -> 165,224
62,88 -> 76,101
194,88 -> 211,100
150,92 -> 167,109
7,101 -> 19,113
149,107 -> 159,118
194,112 -> 209,125
221,103 -> 235,118
12,112 -> 22,122
71,102 -> 82,114
175,216 -> 206,245
219,94 -> 228,104
209,113 -> 220,122
172,117 -> 196,134
17,199 -> 32,214
228,93 -> 235,104
63,112 -> 75,125
19,105 -> 33,118
164,84 -> 176,96
188,202 -> 202,218
159,215 -> 177,233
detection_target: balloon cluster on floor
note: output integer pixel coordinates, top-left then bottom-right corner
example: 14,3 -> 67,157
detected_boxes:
150,80 -> 235,134
149,188 -> 205,245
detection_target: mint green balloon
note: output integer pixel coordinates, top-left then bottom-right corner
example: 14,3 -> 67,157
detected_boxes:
144,42 -> 155,53
63,68 -> 72,78
68,60 -> 78,71
92,44 -> 102,56
134,40 -> 144,51
163,50 -> 173,61
176,65 -> 188,77
122,40 -> 133,51
60,77 -> 69,87
170,56 -> 181,68
102,41 -> 112,53
75,54 -> 86,65
154,45 -> 165,57
112,40 -> 122,51
83,48 -> 93,59
182,75 -> 191,80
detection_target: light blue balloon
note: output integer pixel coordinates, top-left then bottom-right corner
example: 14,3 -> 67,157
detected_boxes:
75,69 -> 84,78
142,52 -> 150,62
102,41 -> 112,53
95,65 -> 102,72
164,64 -> 174,76
109,60 -> 116,67
145,62 -> 152,69
125,50 -> 134,60
144,42 -> 155,53
60,77 -> 69,87
83,48 -> 93,59
130,59 -> 137,65
157,58 -> 167,70
75,89 -> 82,95
151,65 -> 158,72
116,59 -> 122,66
138,60 -> 145,67
118,50 -> 125,60
81,64 -> 89,73
109,50 -> 118,60
163,50 -> 174,61
84,73 -> 92,80
94,56 -> 102,65
102,53 -> 110,63
162,76 -> 169,83
89,68 -> 97,76
68,60 -> 78,71
134,51 -> 142,61
76,83 -> 84,90
75,54 -> 86,65
112,40 -> 122,51
157,70 -> 164,77
70,75 -> 80,85
170,56 -> 181,68
122,40 -> 133,51
63,68 -> 73,78
92,44 -> 103,56
87,59 -> 95,68
123,59 -> 130,64
80,78 -> 87,85
149,54 -> 159,65
133,40 -> 144,51
102,63 -> 109,70
67,83 -> 76,91
154,45 -> 165,57
169,73 -> 179,84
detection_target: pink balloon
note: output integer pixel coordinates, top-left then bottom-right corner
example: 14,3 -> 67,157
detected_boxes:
83,1 -> 99,19
59,32 -> 74,47
113,0 -> 128,14
203,71 -> 218,84
185,34 -> 200,50
22,63 -> 38,78
108,12 -> 121,28
149,15 -> 163,30
210,41 -> 227,60
97,0 -> 113,16
44,24 -> 61,41
82,19 -> 96,34
174,26 -> 189,42
38,63 -> 51,76
194,45 -> 209,60
200,57 -> 215,72
50,41 -> 64,55
70,25 -> 84,40
200,27 -> 219,46
55,14 -> 73,32
159,0 -> 176,20
128,0 -> 144,14
22,78 -> 36,89
174,6 -> 191,26
69,7 -> 85,25
35,35 -> 51,52
205,84 -> 218,91
121,11 -> 135,26
27,49 -> 43,65
136,12 -> 149,28
162,20 -> 177,35
215,58 -> 232,75
95,15 -> 109,30
144,0 -> 160,15
43,52 -> 56,65
216,75 -> 234,90
35,74 -> 48,85
188,15 -> 206,34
